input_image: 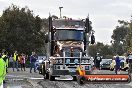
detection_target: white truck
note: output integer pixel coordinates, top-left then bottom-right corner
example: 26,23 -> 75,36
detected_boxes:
39,16 -> 95,81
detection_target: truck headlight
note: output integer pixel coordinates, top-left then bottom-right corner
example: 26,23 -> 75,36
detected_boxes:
85,60 -> 89,63
55,59 -> 58,63
74,59 -> 79,64
81,60 -> 85,63
66,59 -> 70,64
58,59 -> 62,63
81,59 -> 89,63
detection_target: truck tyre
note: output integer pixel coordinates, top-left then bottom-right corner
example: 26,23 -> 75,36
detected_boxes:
124,67 -> 129,71
41,64 -> 45,75
72,76 -> 77,81
77,76 -> 86,85
39,67 -> 42,74
39,70 -> 42,74
44,73 -> 49,79
49,75 -> 55,81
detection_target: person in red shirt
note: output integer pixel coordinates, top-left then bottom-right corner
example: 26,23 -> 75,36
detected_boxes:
20,53 -> 26,71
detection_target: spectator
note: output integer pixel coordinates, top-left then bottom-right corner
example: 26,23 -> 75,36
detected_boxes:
20,53 -> 26,71
127,52 -> 132,73
2,51 -> 9,73
115,54 -> 121,74
30,52 -> 37,73
13,51 -> 19,71
9,55 -> 13,68
94,53 -> 102,70
19,55 -> 23,71
0,54 -> 6,88
110,57 -> 116,71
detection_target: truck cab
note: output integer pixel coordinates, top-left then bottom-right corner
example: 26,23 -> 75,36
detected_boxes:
39,17 -> 95,81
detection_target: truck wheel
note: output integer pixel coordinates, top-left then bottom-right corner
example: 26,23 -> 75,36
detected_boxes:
41,64 -> 45,75
72,76 -> 77,81
44,73 -> 49,79
124,67 -> 129,71
49,75 -> 55,81
77,76 -> 86,85
38,67 -> 42,74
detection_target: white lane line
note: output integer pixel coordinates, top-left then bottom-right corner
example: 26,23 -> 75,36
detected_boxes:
6,75 -> 44,80
7,74 -> 73,80
6,86 -> 22,88
29,78 -> 44,80
55,76 -> 73,80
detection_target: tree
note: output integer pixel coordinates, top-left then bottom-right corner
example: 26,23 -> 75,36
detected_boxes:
125,19 -> 132,52
111,20 -> 130,55
89,42 -> 113,58
0,5 -> 46,55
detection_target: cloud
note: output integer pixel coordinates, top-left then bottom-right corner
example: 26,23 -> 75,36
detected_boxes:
0,0 -> 132,44
109,2 -> 132,9
95,28 -> 113,45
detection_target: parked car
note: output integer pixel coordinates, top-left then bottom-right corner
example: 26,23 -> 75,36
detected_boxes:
110,56 -> 129,71
36,56 -> 46,70
100,59 -> 112,70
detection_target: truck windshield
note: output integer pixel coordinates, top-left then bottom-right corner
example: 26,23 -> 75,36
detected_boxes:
54,30 -> 84,41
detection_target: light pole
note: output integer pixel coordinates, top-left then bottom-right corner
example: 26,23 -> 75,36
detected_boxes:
59,7 -> 63,18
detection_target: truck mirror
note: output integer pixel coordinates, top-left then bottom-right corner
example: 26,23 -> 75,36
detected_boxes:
45,34 -> 49,43
85,18 -> 90,33
91,34 -> 95,44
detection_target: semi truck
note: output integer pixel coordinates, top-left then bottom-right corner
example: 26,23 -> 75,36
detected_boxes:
39,16 -> 95,81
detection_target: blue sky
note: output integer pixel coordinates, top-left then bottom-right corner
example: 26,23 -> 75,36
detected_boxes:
0,0 -> 132,44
